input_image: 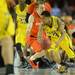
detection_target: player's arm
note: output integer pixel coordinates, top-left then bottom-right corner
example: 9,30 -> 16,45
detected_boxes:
37,21 -> 44,43
56,17 -> 66,46
26,15 -> 34,36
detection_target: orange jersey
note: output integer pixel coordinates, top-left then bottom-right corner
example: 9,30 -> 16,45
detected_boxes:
31,11 -> 41,37
27,10 -> 50,53
30,10 -> 47,38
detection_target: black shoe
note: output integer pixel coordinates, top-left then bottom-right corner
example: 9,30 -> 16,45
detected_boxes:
5,64 -> 14,75
70,58 -> 75,63
25,64 -> 32,69
19,61 -> 28,68
19,58 -> 32,68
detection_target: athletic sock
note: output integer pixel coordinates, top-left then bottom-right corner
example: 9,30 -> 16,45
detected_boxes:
5,64 -> 14,75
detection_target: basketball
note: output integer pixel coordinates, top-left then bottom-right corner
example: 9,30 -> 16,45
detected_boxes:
42,38 -> 51,50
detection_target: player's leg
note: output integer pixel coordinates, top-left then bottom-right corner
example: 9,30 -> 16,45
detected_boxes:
1,36 -> 14,75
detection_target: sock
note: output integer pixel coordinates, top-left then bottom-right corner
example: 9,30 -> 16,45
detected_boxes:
5,64 -> 14,75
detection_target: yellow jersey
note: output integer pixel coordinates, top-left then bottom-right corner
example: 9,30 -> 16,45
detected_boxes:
45,16 -> 75,59
44,16 -> 61,42
15,4 -> 28,46
15,4 -> 28,29
0,0 -> 15,40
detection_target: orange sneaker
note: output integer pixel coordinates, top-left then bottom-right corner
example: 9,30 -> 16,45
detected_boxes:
29,60 -> 39,69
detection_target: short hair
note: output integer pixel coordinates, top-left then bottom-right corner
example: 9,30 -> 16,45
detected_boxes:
41,11 -> 51,17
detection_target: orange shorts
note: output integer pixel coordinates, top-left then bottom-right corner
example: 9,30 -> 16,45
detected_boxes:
27,36 -> 42,53
27,35 -> 50,53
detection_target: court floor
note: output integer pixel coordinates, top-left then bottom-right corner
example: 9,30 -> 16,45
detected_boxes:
0,52 -> 75,75
0,67 -> 75,75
